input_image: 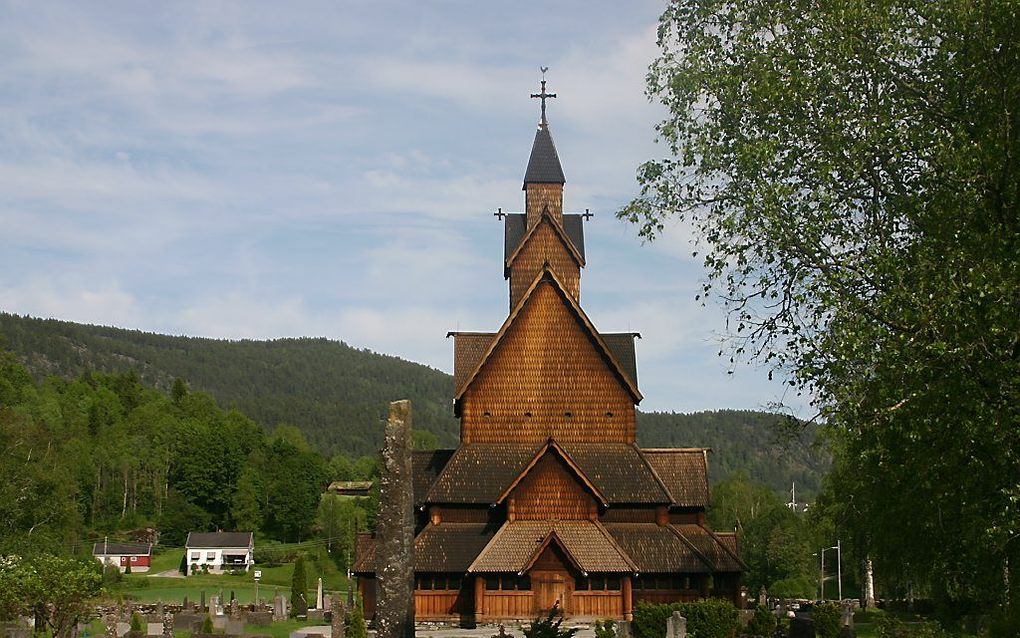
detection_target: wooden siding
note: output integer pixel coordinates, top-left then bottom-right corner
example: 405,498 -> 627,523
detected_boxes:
461,283 -> 636,444
571,591 -> 623,618
415,590 -> 469,618
526,183 -> 563,228
600,507 -> 657,523
510,220 -> 580,308
482,591 -> 535,619
509,453 -> 595,520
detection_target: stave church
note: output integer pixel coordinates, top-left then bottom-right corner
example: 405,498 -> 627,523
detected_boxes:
353,79 -> 745,623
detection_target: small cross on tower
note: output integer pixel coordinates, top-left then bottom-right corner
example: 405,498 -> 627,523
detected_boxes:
531,67 -> 557,126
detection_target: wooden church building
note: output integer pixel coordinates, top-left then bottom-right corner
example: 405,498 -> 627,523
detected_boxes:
353,82 -> 745,622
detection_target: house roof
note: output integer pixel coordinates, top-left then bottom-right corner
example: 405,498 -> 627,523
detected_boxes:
674,524 -> 747,572
423,441 -> 673,506
602,523 -> 710,573
92,542 -> 151,556
327,481 -> 373,493
504,214 -> 585,270
642,449 -> 710,508
453,268 -> 642,404
185,532 -> 253,549
412,449 -> 456,506
352,524 -> 497,574
414,523 -> 498,572
352,533 -> 375,574
523,124 -> 565,186
469,520 -> 635,574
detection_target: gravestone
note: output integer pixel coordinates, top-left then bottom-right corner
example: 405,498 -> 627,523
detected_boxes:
273,594 -> 288,622
208,596 -> 220,618
146,623 -> 162,637
183,597 -> 190,611
841,603 -> 854,627
374,400 -> 415,638
316,578 -> 323,610
307,610 -> 324,623
246,611 -> 272,627
789,617 -> 815,638
758,586 -> 767,608
330,593 -> 346,638
666,612 -> 686,638
225,619 -> 245,636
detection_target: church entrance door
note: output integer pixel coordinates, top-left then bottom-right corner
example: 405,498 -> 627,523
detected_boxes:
534,572 -> 568,615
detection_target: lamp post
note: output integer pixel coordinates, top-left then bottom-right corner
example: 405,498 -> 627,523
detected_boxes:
817,544 -> 841,601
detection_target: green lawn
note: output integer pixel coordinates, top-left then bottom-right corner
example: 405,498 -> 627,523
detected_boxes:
119,548 -> 349,605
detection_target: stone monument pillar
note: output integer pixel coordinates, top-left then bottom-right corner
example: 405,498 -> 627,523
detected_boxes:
330,593 -> 346,638
666,612 -> 687,638
375,400 -> 415,638
316,578 -> 324,610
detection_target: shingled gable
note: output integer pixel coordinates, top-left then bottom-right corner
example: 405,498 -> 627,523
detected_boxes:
523,123 -> 565,186
505,206 -> 585,269
453,266 -> 642,405
468,520 -> 636,574
504,213 -> 585,273
495,439 -> 608,507
642,448 -> 711,508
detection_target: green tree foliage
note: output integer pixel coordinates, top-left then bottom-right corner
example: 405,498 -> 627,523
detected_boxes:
621,0 -> 1019,609
747,605 -> 776,638
523,608 -> 580,638
290,555 -> 308,618
0,555 -> 102,637
316,494 -> 367,571
346,598 -> 367,638
231,466 -> 264,533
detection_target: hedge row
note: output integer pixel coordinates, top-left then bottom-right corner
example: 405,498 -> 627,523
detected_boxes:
632,599 -> 740,638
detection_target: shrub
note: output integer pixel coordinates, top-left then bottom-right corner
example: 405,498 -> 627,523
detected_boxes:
347,598 -> 367,638
523,608 -> 580,638
632,599 -> 740,638
769,576 -> 815,599
812,603 -> 840,638
291,555 -> 308,617
130,612 -> 143,632
102,563 -> 122,587
746,605 -> 776,638
595,619 -> 616,638
201,615 -> 214,634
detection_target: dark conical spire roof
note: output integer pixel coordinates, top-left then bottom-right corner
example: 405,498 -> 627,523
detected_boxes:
523,122 -> 565,188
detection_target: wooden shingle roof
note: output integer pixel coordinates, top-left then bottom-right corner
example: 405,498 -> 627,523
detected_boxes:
505,209 -> 585,270
412,449 -> 455,506
451,333 -> 496,394
505,214 -> 585,270
602,523 -> 710,573
642,449 -> 710,508
454,268 -> 642,404
674,524 -> 747,572
414,523 -> 497,572
523,124 -> 565,186
469,520 -> 635,574
424,442 -> 674,506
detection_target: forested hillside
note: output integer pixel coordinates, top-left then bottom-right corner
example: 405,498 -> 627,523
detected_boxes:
0,312 -> 828,497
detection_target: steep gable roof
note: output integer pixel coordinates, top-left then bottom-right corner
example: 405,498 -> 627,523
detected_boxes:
185,532 -> 252,549
523,124 -> 565,186
495,439 -> 608,507
454,267 -> 642,404
468,520 -> 635,573
505,208 -> 585,270
505,214 -> 585,270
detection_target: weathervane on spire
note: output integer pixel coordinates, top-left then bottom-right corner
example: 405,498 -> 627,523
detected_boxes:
531,67 -> 556,127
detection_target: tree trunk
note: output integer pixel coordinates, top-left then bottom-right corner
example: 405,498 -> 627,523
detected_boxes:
863,556 -> 876,608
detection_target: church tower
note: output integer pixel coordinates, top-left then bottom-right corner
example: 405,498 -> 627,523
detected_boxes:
354,76 -> 745,623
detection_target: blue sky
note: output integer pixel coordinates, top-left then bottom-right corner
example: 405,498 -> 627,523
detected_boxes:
0,1 -> 805,415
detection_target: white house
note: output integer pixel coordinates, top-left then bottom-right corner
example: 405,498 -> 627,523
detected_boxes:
92,541 -> 152,573
185,531 -> 254,573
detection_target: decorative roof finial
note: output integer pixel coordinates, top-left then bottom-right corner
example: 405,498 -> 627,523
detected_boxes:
531,67 -> 556,128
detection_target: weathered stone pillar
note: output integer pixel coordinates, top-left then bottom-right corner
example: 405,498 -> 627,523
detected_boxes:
330,593 -> 346,638
375,400 -> 415,638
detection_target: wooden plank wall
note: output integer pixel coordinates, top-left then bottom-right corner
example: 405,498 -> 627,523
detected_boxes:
415,590 -> 468,618
571,591 -> 623,618
482,591 -> 535,619
461,284 -> 636,444
509,453 -> 594,520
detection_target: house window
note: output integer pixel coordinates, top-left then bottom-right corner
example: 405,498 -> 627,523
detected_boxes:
191,552 -> 200,561
130,556 -> 138,563
206,552 -> 216,560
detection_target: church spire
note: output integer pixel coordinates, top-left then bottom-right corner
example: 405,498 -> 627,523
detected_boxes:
524,69 -> 565,188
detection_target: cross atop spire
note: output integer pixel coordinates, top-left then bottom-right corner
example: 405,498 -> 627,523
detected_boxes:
531,67 -> 557,127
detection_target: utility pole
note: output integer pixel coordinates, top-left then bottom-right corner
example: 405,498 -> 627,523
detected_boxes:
837,540 -> 843,601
